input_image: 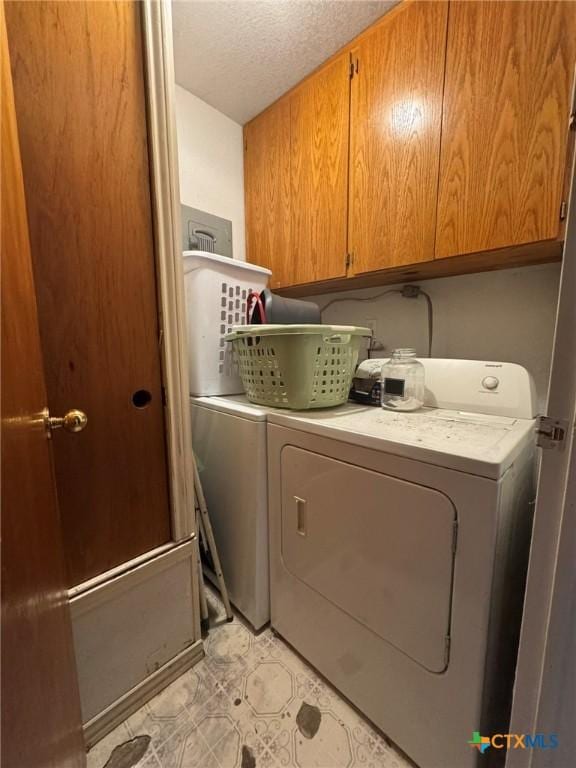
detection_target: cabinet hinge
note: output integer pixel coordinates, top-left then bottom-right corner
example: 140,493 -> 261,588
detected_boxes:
452,520 -> 458,554
345,252 -> 353,269
444,635 -> 451,667
536,415 -> 569,450
560,200 -> 567,221
349,57 -> 359,79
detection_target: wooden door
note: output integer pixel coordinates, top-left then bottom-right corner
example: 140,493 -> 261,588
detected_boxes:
436,1 -> 576,259
1,3 -> 85,764
5,1 -> 172,585
348,1 -> 448,274
290,53 -> 350,285
244,97 -> 292,288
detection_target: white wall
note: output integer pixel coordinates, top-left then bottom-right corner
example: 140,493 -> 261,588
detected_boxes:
175,84 -> 246,260
307,263 -> 561,411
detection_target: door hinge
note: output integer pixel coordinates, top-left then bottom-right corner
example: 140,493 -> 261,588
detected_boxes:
560,200 -> 567,221
569,64 -> 576,130
452,520 -> 458,554
444,635 -> 451,667
536,415 -> 569,450
161,386 -> 167,407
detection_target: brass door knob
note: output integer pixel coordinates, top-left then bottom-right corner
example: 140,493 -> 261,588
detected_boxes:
45,408 -> 88,435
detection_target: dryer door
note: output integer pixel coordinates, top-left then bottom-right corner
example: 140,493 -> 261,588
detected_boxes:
281,446 -> 456,672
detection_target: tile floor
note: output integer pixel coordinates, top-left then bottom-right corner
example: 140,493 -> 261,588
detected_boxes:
87,587 -> 415,768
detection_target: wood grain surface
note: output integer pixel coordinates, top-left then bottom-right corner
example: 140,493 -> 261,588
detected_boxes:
244,97 -> 292,288
5,0 -> 172,585
1,1 -> 85,762
275,240 -> 562,298
290,53 -> 350,284
436,0 -> 576,258
349,0 -> 448,274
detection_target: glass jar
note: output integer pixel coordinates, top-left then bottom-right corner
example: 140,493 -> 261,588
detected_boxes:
381,349 -> 425,411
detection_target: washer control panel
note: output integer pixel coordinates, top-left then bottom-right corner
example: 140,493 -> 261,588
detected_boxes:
375,359 -> 536,419
418,359 -> 536,418
356,359 -> 536,418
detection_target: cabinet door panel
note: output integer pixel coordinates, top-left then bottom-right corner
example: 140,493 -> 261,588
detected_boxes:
436,1 -> 576,259
349,1 -> 448,274
290,54 -> 350,284
244,98 -> 291,289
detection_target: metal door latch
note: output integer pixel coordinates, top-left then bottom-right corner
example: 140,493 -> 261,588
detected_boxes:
535,416 -> 569,450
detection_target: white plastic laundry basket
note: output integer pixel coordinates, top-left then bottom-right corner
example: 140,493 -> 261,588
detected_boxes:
183,250 -> 271,395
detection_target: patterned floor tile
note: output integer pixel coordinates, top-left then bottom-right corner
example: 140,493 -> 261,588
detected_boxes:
87,586 -> 416,768
211,726 -> 243,768
293,710 -> 352,768
245,660 -> 296,716
86,723 -> 160,768
154,720 -> 219,768
123,669 -> 201,750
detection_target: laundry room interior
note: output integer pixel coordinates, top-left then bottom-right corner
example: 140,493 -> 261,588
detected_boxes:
2,3 -> 576,768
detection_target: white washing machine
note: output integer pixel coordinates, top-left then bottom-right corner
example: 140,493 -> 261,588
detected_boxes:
190,395 -> 271,629
268,360 -> 537,768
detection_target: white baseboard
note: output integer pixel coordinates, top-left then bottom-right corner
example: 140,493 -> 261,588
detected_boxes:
83,640 -> 204,749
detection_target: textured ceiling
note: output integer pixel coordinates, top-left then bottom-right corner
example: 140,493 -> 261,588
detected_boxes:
172,0 -> 396,124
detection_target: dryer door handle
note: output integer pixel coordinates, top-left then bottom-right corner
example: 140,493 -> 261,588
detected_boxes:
295,496 -> 307,536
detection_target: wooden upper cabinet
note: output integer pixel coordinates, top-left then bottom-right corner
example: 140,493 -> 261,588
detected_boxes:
244,0 -> 573,294
348,1 -> 448,275
244,97 -> 291,289
436,1 -> 576,259
290,53 -> 350,285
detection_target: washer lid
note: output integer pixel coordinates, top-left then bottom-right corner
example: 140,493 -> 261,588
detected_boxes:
268,405 -> 535,479
190,394 -> 270,421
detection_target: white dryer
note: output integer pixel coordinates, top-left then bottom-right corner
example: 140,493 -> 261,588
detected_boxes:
268,360 -> 537,768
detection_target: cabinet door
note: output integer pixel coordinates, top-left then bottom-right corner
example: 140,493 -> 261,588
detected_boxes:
290,54 -> 350,284
436,1 -> 576,259
244,98 -> 291,289
349,1 -> 448,274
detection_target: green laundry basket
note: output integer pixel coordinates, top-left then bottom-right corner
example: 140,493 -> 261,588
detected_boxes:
225,324 -> 372,410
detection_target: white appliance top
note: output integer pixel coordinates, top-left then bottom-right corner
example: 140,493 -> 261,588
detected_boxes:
190,394 -> 269,421
270,360 -> 537,479
191,361 -> 537,479
268,404 -> 535,479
